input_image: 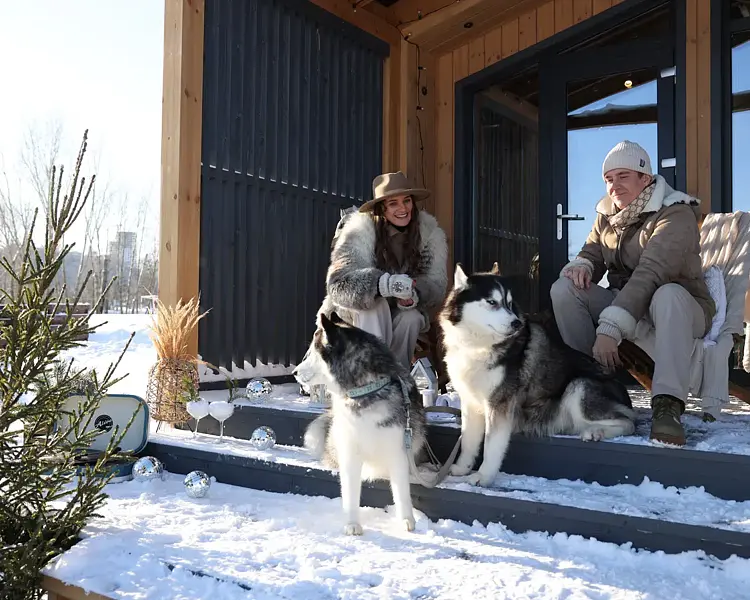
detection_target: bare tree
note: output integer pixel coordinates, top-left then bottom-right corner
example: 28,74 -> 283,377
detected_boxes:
0,155 -> 36,295
20,119 -> 64,216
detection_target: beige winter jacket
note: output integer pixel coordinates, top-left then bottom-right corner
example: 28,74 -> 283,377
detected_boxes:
562,175 -> 715,343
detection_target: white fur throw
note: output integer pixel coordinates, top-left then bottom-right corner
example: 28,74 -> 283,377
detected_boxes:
702,265 -> 727,348
699,211 -> 750,372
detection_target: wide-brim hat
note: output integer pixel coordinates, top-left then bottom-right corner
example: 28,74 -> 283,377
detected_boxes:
358,171 -> 430,213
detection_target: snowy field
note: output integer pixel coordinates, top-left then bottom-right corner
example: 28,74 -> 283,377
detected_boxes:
43,314 -> 750,599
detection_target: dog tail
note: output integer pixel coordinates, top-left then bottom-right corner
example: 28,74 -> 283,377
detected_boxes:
303,412 -> 331,459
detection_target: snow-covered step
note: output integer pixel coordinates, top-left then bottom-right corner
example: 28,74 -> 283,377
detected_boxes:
180,395 -> 750,502
143,429 -> 750,561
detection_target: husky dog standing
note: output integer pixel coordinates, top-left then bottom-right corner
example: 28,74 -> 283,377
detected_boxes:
293,312 -> 426,536
440,264 -> 635,488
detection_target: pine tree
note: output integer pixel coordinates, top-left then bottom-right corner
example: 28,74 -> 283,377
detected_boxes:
0,132 -> 136,599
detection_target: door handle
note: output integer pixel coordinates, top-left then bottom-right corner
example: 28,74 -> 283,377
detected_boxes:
556,203 -> 585,240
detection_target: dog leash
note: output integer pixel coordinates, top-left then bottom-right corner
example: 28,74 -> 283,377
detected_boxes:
397,377 -> 462,489
346,376 -> 462,489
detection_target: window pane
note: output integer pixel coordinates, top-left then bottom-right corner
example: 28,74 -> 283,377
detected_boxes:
732,33 -> 750,212
567,71 -> 658,288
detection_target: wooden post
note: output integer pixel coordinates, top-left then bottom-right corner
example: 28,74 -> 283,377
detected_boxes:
159,0 -> 205,356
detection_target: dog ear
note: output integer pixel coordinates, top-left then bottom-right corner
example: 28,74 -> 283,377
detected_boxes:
490,262 -> 501,275
454,263 -> 469,290
329,311 -> 345,325
319,312 -> 333,331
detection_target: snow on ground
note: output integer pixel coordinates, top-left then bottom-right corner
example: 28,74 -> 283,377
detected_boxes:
61,313 -> 156,399
43,313 -> 750,598
45,473 -> 750,600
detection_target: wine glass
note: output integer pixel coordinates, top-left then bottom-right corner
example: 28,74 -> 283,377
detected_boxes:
186,398 -> 210,438
208,400 -> 235,443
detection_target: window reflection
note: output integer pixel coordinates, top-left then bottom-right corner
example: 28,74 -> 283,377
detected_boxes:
567,72 -> 658,290
732,32 -> 750,213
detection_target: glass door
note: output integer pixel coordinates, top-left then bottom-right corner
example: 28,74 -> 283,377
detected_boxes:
539,38 -> 675,296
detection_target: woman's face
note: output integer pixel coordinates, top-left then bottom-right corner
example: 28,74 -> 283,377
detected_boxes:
382,194 -> 413,227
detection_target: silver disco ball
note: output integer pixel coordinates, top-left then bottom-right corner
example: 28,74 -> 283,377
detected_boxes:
132,456 -> 165,482
184,470 -> 211,498
246,377 -> 273,399
250,425 -> 276,450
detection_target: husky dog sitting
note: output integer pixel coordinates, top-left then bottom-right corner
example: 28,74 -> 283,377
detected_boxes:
293,312 -> 426,535
439,264 -> 636,488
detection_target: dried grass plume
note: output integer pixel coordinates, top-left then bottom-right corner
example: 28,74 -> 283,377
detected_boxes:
148,297 -> 209,361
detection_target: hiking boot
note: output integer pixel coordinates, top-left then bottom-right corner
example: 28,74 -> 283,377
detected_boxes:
650,394 -> 686,446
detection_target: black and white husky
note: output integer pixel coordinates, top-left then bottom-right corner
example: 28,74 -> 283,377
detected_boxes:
440,264 -> 636,488
293,312 -> 426,536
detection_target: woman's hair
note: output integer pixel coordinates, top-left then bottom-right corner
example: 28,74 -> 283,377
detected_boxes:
372,199 -> 423,274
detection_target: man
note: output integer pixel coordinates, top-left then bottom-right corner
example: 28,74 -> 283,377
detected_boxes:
550,140 -> 715,446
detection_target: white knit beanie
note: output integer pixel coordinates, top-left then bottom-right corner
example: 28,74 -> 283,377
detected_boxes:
602,140 -> 653,178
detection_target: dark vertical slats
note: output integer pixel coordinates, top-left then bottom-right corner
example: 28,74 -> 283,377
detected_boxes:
474,101 -> 540,312
199,0 -> 387,370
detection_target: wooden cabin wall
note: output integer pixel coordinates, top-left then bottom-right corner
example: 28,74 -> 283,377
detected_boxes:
423,0 -> 713,272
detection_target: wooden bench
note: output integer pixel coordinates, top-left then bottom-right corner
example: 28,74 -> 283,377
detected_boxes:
0,302 -> 91,347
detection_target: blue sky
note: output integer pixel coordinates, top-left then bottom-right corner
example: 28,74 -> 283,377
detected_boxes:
0,1 -> 164,244
567,82 -> 657,261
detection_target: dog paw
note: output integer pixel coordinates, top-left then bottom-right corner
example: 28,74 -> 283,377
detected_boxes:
450,464 -> 472,477
580,428 -> 605,442
403,517 -> 416,532
344,522 -> 363,536
465,471 -> 495,487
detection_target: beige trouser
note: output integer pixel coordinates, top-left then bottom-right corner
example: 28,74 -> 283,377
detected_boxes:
351,297 -> 426,368
550,278 -> 705,402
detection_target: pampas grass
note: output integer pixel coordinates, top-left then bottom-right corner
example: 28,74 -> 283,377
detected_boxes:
148,297 -> 208,361
145,297 -> 208,424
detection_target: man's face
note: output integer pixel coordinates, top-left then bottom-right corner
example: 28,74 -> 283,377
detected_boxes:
604,168 -> 651,210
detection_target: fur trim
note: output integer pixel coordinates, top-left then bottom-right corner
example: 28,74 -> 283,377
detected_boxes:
595,175 -> 699,216
322,210 -> 447,319
560,257 -> 594,278
413,212 -> 448,312
597,305 -> 638,342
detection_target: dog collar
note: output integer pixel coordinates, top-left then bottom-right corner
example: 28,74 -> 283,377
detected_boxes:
347,377 -> 391,399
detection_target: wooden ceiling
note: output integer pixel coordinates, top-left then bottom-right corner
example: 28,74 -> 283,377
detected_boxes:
364,0 -> 550,53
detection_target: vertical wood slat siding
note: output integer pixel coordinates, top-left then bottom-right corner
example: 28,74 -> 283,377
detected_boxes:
200,0 -> 388,370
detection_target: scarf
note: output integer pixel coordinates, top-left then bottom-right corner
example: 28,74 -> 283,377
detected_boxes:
607,181 -> 656,233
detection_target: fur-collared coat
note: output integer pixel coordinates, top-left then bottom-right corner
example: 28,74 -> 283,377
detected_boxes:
317,210 -> 448,328
562,174 -> 715,343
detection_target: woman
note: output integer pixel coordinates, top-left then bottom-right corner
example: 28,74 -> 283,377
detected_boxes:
317,171 -> 448,368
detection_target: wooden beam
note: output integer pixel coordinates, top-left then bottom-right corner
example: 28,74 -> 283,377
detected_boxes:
159,0 -> 205,357
401,0 -> 547,54
309,0 -> 402,45
481,88 -> 539,126
42,575 -> 114,600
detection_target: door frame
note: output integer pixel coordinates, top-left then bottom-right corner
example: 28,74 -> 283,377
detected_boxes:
540,37 -> 676,284
453,0 -> 685,311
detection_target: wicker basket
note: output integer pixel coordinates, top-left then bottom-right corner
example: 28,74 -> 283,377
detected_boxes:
145,358 -> 199,425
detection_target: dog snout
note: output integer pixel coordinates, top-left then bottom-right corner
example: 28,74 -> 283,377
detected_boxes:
511,319 -> 523,331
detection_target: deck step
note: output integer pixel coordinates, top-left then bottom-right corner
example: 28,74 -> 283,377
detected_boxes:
143,439 -> 750,561
181,402 -> 750,502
